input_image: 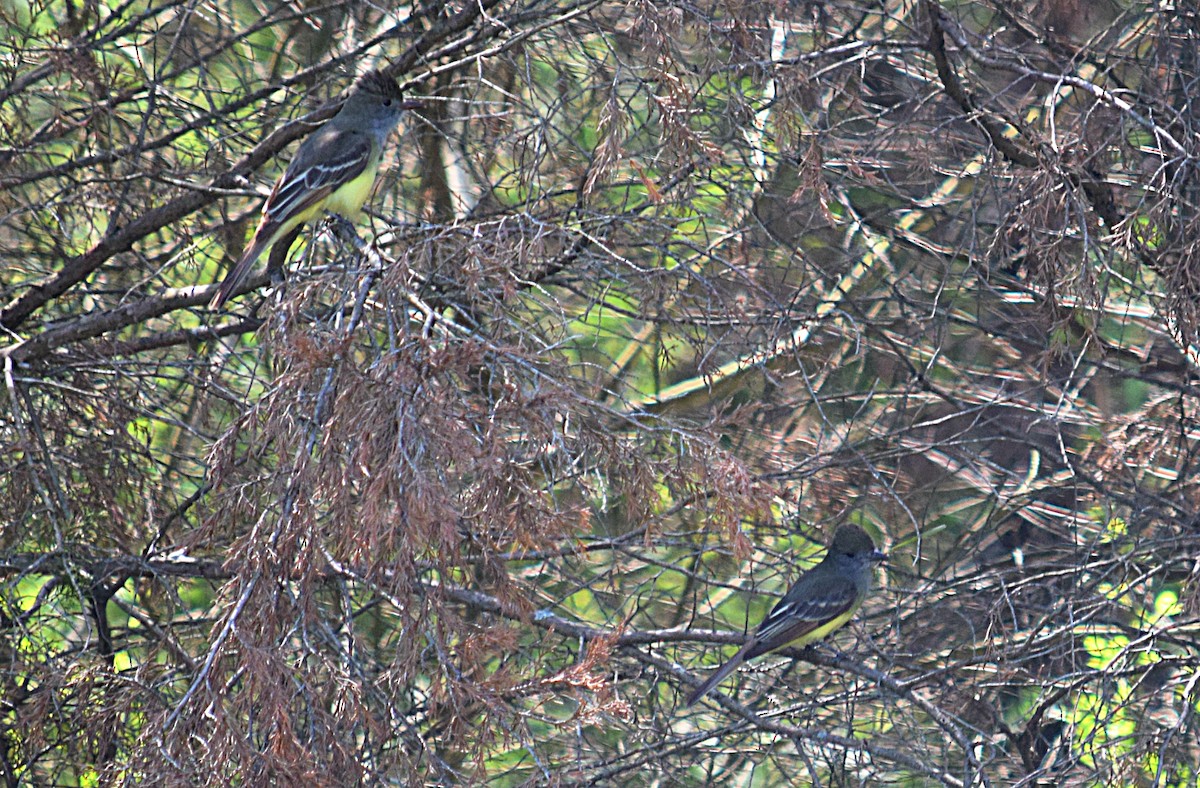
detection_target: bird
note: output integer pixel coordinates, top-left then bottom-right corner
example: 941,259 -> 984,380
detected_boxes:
209,70 -> 421,309
685,524 -> 886,706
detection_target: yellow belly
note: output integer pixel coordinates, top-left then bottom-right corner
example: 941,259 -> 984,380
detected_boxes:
324,166 -> 378,217
260,164 -> 380,252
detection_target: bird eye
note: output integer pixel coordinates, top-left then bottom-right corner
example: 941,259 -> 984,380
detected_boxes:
383,99 -> 393,106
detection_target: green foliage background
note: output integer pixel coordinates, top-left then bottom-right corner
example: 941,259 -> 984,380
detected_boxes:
4,0 -> 1200,785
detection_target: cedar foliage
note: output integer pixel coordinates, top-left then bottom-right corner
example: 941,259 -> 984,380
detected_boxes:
3,1 -> 1200,785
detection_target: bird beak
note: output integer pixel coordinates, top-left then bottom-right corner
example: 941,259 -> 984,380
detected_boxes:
401,98 -> 424,110
871,549 -> 888,564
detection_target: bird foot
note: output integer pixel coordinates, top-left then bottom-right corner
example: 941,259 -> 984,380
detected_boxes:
267,259 -> 287,288
327,213 -> 365,251
809,642 -> 846,661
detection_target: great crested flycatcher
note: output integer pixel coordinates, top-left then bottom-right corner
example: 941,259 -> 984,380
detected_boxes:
686,524 -> 885,706
209,70 -> 421,309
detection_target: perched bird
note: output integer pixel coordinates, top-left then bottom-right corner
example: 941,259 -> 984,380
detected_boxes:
686,524 -> 885,706
210,70 -> 421,309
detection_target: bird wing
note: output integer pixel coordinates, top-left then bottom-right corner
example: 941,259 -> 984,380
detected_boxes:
209,129 -> 373,309
744,572 -> 860,660
261,127 -> 373,227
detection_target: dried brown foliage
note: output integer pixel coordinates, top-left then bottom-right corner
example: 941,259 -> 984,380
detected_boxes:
4,0 -> 1200,785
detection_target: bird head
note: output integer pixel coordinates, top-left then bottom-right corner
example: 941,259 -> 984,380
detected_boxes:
831,524 -> 887,563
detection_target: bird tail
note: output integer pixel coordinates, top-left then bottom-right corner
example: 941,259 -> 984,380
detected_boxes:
685,644 -> 749,707
209,231 -> 272,309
